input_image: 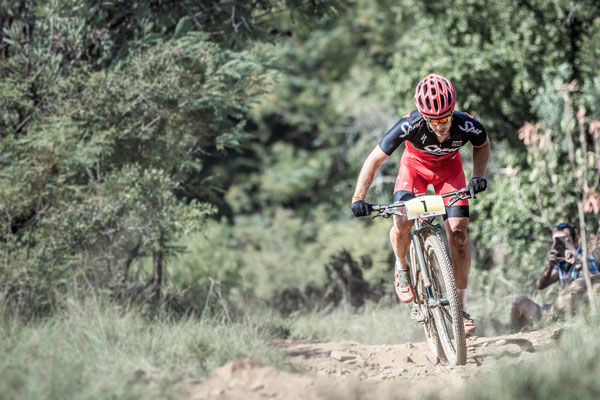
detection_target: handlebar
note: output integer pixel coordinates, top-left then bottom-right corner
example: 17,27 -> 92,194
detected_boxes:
368,186 -> 476,219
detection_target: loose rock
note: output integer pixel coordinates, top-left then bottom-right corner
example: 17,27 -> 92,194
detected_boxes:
331,351 -> 356,361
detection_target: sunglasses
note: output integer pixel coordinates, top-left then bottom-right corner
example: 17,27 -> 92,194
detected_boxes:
425,114 -> 453,126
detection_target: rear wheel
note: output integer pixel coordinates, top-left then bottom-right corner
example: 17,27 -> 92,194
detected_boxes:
423,235 -> 467,365
409,242 -> 444,362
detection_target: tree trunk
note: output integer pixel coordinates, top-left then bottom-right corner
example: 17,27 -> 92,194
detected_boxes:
153,249 -> 163,300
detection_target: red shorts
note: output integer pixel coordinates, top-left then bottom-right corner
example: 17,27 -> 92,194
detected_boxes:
393,143 -> 468,207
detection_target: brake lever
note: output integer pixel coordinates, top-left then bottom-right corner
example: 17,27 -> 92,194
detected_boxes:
372,212 -> 390,219
469,187 -> 477,199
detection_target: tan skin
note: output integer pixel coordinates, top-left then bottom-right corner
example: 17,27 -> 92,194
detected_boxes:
511,227 -> 578,328
536,228 -> 578,289
352,117 -> 490,290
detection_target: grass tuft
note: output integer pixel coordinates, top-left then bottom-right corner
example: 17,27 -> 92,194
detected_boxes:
0,297 -> 288,400
289,302 -> 424,344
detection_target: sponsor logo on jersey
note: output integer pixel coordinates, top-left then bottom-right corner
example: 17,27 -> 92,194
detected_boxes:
403,181 -> 409,188
420,134 -> 427,144
458,121 -> 482,135
452,140 -> 463,147
423,145 -> 461,154
400,122 -> 410,137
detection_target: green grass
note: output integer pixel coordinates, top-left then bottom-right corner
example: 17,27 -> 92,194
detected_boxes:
288,302 -> 425,344
0,298 -> 288,400
441,306 -> 600,400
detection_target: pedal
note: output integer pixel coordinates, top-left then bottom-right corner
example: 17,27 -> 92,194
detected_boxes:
410,307 -> 425,323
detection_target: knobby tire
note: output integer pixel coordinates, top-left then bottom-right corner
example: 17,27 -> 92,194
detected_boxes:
424,234 -> 467,365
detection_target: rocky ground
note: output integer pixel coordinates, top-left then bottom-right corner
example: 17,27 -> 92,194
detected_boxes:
187,328 -> 561,400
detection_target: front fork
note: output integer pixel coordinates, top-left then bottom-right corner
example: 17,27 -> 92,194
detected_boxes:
411,227 -> 442,307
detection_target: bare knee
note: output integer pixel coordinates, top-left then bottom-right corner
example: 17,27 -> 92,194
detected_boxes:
448,227 -> 468,251
391,218 -> 412,235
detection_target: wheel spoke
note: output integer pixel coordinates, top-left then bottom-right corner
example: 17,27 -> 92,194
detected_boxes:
423,234 -> 467,365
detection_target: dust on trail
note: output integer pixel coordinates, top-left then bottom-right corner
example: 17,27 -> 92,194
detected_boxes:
187,328 -> 560,400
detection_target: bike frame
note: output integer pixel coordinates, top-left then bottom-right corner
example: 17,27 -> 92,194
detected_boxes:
369,187 -> 475,365
371,187 -> 473,305
410,219 -> 443,306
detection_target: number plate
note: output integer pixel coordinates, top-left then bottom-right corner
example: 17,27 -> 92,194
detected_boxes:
405,195 -> 446,220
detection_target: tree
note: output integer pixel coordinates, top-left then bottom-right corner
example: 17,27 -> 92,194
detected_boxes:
0,0 -> 348,314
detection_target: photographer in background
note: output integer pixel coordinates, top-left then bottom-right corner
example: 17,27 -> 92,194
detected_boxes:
511,223 -> 600,329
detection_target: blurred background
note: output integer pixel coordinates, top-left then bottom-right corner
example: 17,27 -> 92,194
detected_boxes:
2,2 -> 600,399
1,0 -> 599,333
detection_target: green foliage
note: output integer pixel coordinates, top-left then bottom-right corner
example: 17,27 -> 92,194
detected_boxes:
168,220 -> 245,318
254,142 -> 334,206
289,303 -> 423,344
444,310 -> 600,400
470,67 -> 599,284
233,207 -> 393,299
390,0 -> 600,140
0,298 -> 289,400
0,32 -> 265,313
1,0 -> 599,366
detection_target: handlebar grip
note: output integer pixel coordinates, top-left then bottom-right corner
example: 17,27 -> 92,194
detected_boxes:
369,204 -> 382,211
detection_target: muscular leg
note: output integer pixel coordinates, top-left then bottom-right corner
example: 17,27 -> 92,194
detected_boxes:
390,213 -> 416,302
390,214 -> 414,268
444,217 -> 470,289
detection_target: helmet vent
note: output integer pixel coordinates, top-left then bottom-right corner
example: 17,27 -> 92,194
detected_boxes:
413,73 -> 456,118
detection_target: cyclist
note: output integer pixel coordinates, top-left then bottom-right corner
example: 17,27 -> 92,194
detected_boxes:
511,223 -> 600,328
350,73 -> 490,336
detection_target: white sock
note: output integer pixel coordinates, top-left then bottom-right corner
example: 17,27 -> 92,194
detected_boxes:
458,288 -> 467,311
395,256 -> 408,271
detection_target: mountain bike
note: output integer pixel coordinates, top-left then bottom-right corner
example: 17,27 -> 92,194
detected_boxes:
368,187 -> 476,366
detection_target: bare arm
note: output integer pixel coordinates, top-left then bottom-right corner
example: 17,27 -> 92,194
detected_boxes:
351,145 -> 390,202
472,138 -> 490,179
537,250 -> 560,289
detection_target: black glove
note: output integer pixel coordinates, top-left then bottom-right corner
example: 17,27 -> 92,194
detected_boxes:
468,177 -> 487,194
351,200 -> 372,217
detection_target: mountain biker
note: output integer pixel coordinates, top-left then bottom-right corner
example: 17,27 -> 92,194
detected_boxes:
350,73 -> 490,336
511,223 -> 600,328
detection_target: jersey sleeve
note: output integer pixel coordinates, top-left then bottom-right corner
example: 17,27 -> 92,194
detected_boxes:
378,116 -> 412,156
467,117 -> 488,147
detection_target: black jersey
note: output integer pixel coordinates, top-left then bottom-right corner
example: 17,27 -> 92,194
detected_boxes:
378,110 -> 487,161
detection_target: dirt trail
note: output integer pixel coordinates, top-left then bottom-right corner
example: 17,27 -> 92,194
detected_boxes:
188,328 -> 560,400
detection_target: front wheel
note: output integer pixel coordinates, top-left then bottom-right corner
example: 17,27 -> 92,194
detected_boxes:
424,235 -> 467,365
409,242 -> 444,362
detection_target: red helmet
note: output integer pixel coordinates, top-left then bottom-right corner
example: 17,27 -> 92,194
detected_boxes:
414,73 -> 456,119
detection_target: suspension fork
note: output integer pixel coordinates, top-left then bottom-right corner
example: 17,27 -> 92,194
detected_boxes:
411,229 -> 435,300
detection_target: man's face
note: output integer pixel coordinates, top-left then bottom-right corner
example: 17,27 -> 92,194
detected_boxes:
427,118 -> 452,141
